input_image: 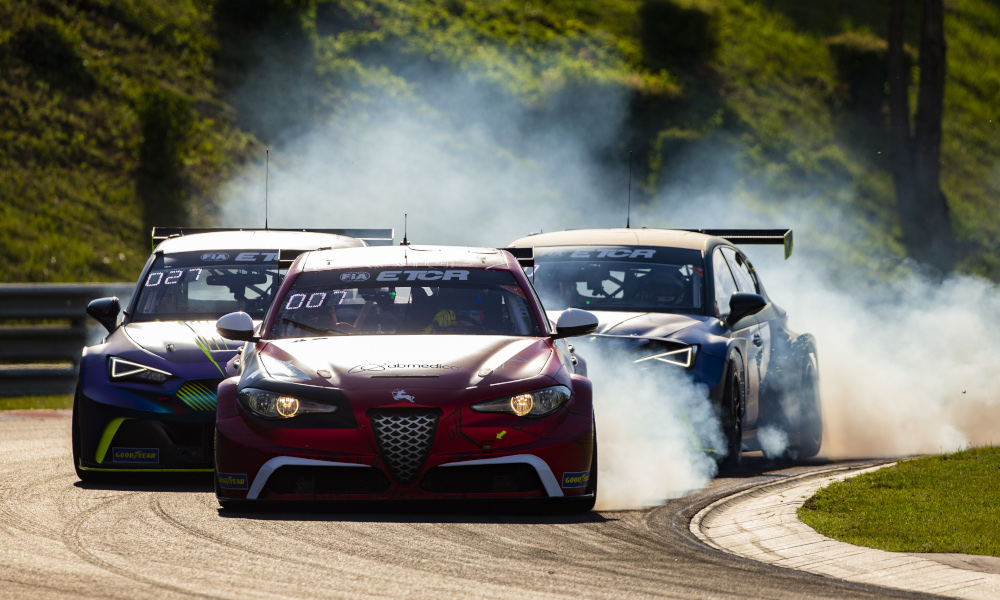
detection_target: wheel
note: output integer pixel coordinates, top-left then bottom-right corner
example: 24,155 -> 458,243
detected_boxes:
719,358 -> 745,469
794,342 -> 822,459
562,423 -> 598,512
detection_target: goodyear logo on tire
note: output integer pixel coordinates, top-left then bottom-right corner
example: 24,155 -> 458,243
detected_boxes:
217,473 -> 248,490
112,447 -> 159,463
562,471 -> 590,488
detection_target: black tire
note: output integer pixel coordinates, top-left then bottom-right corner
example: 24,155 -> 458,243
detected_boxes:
794,342 -> 822,459
562,423 -> 598,512
719,357 -> 745,469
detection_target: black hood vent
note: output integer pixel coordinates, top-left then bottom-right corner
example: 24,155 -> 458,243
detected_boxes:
369,410 -> 440,483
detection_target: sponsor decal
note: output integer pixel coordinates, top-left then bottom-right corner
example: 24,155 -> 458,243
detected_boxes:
236,251 -> 279,262
201,252 -> 230,261
340,272 -> 371,282
376,270 -> 469,282
570,248 -> 656,259
112,447 -> 159,464
391,389 -> 416,403
562,471 -> 590,488
348,363 -> 459,374
217,473 -> 248,490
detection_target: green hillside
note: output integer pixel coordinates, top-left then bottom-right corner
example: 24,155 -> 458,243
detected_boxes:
2,0 -> 998,281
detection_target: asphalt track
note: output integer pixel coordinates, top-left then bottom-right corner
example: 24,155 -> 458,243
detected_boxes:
0,411 -> 946,600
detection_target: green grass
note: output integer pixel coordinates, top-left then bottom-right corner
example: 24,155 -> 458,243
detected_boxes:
2,0 -> 999,280
0,395 -> 74,411
799,447 -> 1000,557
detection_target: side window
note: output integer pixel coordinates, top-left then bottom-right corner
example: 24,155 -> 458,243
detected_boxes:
712,249 -> 739,316
721,248 -> 758,294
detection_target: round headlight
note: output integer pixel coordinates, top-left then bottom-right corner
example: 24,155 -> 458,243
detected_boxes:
509,394 -> 533,416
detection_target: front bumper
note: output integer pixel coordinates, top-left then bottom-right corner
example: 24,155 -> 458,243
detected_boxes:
215,403 -> 594,501
75,375 -> 221,472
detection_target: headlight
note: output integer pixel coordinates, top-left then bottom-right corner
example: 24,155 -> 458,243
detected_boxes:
470,385 -> 572,418
632,345 -> 696,368
237,387 -> 338,419
108,356 -> 172,383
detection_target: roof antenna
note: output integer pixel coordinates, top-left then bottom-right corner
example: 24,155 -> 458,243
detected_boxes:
626,150 -> 633,229
400,213 -> 409,246
264,149 -> 270,230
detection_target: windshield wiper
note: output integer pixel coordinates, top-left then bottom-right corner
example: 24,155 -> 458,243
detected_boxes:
280,317 -> 350,336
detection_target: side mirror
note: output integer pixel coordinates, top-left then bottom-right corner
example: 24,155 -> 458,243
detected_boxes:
87,297 -> 121,333
551,308 -> 599,340
217,312 -> 258,342
727,292 -> 767,326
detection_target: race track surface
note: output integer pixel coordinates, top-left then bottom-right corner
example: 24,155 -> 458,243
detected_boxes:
0,412 -> 943,599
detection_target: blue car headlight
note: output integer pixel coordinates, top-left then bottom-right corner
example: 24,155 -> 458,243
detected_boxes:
470,385 -> 571,417
632,345 -> 696,368
108,356 -> 172,383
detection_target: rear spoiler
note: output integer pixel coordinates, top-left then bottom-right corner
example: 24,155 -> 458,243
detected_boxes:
151,227 -> 395,248
681,229 -> 793,259
503,247 -> 534,269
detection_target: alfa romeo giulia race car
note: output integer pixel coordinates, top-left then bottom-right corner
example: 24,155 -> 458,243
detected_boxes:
507,228 -> 821,466
213,245 -> 600,509
73,228 -> 391,480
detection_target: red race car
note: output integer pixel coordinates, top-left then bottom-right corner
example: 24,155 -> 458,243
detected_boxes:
213,245 -> 600,509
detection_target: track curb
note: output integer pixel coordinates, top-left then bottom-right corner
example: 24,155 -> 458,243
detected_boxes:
690,463 -> 1000,599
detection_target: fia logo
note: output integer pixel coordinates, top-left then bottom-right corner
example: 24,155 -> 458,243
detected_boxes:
340,272 -> 371,282
201,252 -> 230,261
391,389 -> 415,403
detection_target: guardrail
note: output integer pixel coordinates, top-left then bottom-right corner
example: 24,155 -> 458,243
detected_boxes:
0,283 -> 132,397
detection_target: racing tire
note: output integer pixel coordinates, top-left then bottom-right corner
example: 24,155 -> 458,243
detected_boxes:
719,357 -> 746,470
562,424 -> 598,513
791,336 -> 822,459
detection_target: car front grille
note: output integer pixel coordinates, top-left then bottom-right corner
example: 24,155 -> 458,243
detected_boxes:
369,410 -> 440,483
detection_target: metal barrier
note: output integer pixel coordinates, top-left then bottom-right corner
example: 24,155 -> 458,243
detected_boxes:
0,283 -> 132,397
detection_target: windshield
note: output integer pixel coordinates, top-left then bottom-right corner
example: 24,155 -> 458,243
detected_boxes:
132,251 -> 282,322
269,268 -> 541,338
530,246 -> 705,313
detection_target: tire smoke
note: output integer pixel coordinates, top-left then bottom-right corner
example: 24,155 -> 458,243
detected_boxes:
584,350 -> 724,510
218,51 -> 999,509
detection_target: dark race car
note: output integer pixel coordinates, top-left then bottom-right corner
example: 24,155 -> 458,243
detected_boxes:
213,245 -> 600,509
73,228 -> 391,480
506,228 -> 821,465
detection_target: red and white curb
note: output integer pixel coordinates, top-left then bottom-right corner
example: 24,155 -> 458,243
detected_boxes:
691,465 -> 1000,599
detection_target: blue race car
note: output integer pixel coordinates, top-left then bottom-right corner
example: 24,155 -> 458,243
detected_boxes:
507,228 -> 821,466
72,227 -> 391,479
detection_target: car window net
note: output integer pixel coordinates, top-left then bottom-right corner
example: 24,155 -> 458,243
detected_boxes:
270,268 -> 541,338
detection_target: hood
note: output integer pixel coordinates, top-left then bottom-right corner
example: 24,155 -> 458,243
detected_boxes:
551,310 -> 708,339
254,335 -> 551,391
123,321 -> 244,367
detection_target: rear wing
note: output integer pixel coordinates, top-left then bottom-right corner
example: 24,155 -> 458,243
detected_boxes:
681,229 -> 793,259
503,247 -> 534,269
151,227 -> 395,248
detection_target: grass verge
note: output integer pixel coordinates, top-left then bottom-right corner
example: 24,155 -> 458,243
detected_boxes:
0,395 -> 74,411
799,446 -> 1000,557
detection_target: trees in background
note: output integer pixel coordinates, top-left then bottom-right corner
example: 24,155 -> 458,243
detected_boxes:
888,0 -> 956,271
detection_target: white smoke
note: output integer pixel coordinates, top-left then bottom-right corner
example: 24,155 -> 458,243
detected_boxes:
757,426 -> 790,459
585,351 -> 724,510
218,36 -> 1000,509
